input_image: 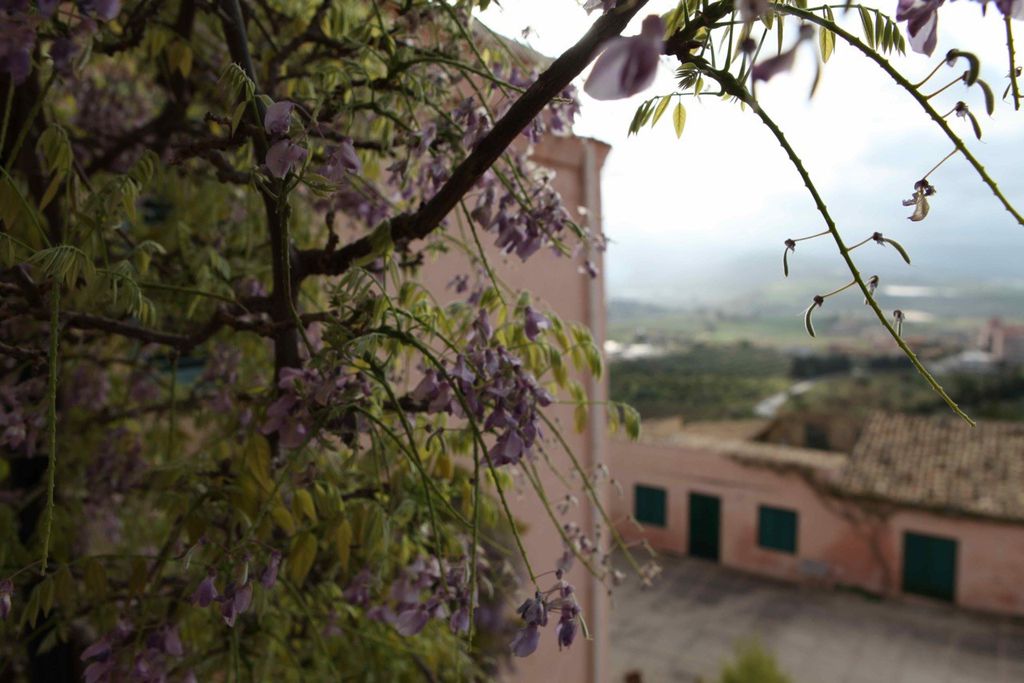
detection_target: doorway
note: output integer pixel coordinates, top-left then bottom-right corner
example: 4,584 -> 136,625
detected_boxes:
688,492 -> 721,561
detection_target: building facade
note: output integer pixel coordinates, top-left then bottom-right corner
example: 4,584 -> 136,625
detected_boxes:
611,414 -> 1024,616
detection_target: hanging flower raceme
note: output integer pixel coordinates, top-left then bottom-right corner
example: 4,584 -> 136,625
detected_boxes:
510,572 -> 583,657
584,15 -> 665,100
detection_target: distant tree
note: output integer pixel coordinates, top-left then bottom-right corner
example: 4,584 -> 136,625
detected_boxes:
1,0 -> 1021,680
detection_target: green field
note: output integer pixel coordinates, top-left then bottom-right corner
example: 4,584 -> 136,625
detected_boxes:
609,343 -> 791,420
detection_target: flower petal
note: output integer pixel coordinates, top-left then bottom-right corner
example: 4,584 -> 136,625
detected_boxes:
263,101 -> 295,136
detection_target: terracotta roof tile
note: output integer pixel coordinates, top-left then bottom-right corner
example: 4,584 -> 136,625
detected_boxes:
838,412 -> 1024,520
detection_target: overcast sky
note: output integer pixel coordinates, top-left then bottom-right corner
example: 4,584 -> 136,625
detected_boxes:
480,1 -> 1024,308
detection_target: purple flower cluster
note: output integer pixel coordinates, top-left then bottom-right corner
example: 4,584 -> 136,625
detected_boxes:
0,373 -> 45,456
65,364 -> 111,410
510,571 -> 582,657
410,311 -> 552,468
0,0 -> 113,83
264,99 -> 308,178
260,366 -> 369,450
468,160 -> 574,262
342,556 -> 477,638
81,620 -> 190,683
190,566 -> 254,627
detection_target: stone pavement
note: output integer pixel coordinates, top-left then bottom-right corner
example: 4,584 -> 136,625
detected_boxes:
609,556 -> 1024,683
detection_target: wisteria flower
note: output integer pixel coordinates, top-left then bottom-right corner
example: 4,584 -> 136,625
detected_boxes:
738,0 -> 770,24
395,606 -> 430,636
266,139 -> 308,178
263,100 -> 295,136
903,179 -> 936,221
896,0 -> 944,56
524,306 -> 550,341
995,0 -> 1024,19
221,581 -> 253,627
556,609 -> 579,650
191,571 -> 218,607
0,20 -> 34,84
449,605 -> 470,634
510,624 -> 541,657
261,550 -> 282,588
321,138 -> 362,181
752,25 -> 814,82
583,15 -> 664,101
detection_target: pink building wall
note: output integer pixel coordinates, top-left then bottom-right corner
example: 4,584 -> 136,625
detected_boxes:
610,437 -> 1024,616
417,134 -> 612,683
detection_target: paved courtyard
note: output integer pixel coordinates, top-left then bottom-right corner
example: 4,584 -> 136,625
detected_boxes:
609,556 -> 1024,683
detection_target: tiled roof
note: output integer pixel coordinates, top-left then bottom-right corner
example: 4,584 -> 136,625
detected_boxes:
838,413 -> 1024,521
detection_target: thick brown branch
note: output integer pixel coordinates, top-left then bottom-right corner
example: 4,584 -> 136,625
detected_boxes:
61,308 -> 229,351
219,0 -> 300,377
295,0 -> 651,280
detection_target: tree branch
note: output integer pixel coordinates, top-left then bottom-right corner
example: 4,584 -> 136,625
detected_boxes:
295,0 -> 651,280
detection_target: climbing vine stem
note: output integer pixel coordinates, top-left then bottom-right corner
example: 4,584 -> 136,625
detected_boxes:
775,4 -> 1024,227
41,283 -> 61,574
695,58 -> 975,424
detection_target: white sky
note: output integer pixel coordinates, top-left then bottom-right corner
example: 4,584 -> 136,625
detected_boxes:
480,1 -> 1024,307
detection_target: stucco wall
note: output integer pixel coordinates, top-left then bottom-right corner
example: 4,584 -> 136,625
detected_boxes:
610,438 -> 1024,616
416,134 -> 611,683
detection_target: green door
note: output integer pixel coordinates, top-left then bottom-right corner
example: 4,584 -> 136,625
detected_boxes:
688,492 -> 721,561
902,532 -> 957,602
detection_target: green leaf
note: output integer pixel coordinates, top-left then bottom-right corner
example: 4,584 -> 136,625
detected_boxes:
672,102 -> 687,138
334,518 -> 353,572
165,40 -> 193,77
651,96 -> 671,126
39,576 -> 55,616
819,26 -> 835,63
574,402 -> 588,433
287,532 -> 318,586
30,245 -> 95,288
294,489 -> 318,523
858,7 -> 875,49
83,557 -> 107,600
39,173 -> 64,212
623,405 -> 641,441
231,100 -> 248,135
549,346 -> 568,386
